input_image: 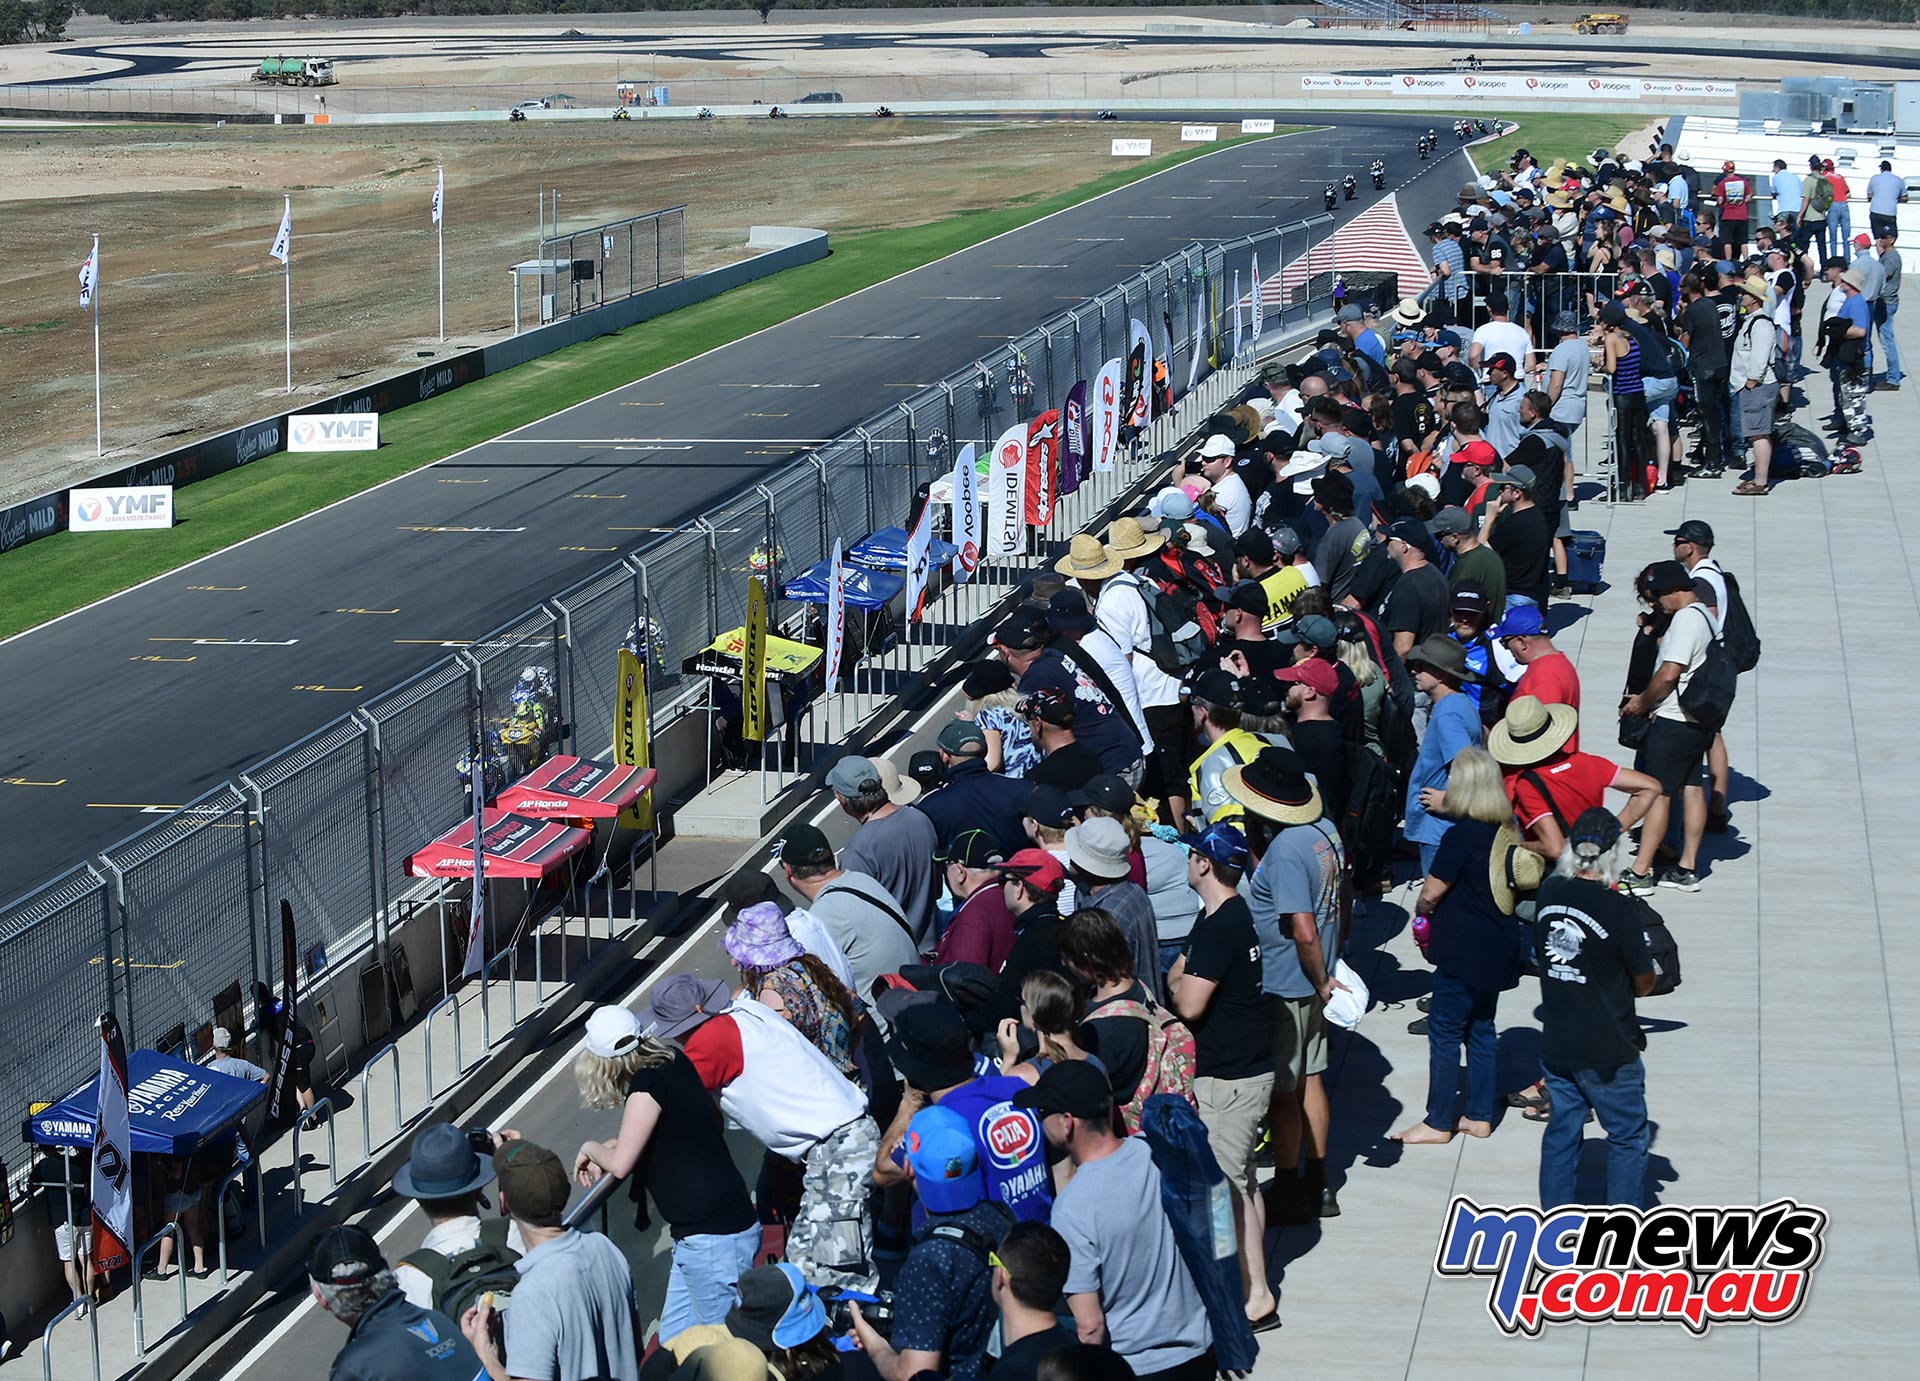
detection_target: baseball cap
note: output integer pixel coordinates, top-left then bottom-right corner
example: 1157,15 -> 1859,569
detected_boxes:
938,718 -> 989,755
1074,774 -> 1136,814
1273,524 -> 1307,558
1665,519 -> 1715,546
1274,657 -> 1339,699
1485,352 -> 1518,375
211,1026 -> 233,1050
1428,505 -> 1473,537
1017,685 -> 1075,727
1022,785 -> 1075,830
494,1140 -> 571,1225
1491,604 -> 1546,638
1451,585 -> 1491,621
1597,301 -> 1629,326
908,749 -> 945,795
1276,613 -> 1339,653
1456,440 -> 1499,471
1237,675 -> 1287,719
1178,821 -> 1251,871
308,1224 -> 387,1287
1189,668 -> 1242,707
585,1005 -> 644,1059
903,1105 -> 986,1214
1722,159 -> 1736,172
1488,463 -> 1537,489
774,820 -> 834,869
1645,559 -> 1695,595
1237,527 -> 1276,565
961,659 -> 1014,700
826,754 -> 882,798
1855,233 -> 1873,249
1384,517 -> 1430,551
1225,582 -> 1270,618
1336,303 -> 1364,323
1013,1059 -> 1117,1121
993,847 -> 1066,894
1200,433 -> 1236,459
991,608 -> 1049,652
943,829 -> 1006,871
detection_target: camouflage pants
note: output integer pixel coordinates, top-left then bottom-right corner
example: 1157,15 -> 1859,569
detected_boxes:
783,1116 -> 878,1293
1837,364 -> 1873,439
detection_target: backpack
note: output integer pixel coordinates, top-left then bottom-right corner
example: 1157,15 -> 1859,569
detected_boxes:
1128,576 -> 1209,675
1715,569 -> 1761,673
1676,606 -> 1738,731
1809,174 -> 1835,215
1098,996 -> 1197,1135
400,1217 -> 522,1323
1626,895 -> 1683,996
1337,740 -> 1398,882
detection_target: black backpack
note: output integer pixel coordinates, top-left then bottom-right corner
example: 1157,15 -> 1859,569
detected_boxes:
400,1217 -> 522,1323
1676,606 -> 1738,732
1717,569 -> 1761,673
1626,895 -> 1683,996
1126,577 -> 1209,675
1337,740 -> 1398,881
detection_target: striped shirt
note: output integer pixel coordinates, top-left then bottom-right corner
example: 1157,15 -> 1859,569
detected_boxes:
1432,239 -> 1469,301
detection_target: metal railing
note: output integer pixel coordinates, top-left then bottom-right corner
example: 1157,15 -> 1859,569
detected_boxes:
216,1158 -> 267,1284
359,1043 -> 404,1161
131,1223 -> 188,1358
291,1098 -> 339,1213
40,1296 -> 98,1381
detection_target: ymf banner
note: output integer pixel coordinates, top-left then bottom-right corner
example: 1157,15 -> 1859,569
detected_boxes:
614,648 -> 653,831
742,576 -> 768,742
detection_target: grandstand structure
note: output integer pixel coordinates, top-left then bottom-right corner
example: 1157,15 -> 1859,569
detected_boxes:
1309,0 -> 1506,33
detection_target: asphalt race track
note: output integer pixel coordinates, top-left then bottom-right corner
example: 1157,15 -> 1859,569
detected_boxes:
0,118 -> 1466,904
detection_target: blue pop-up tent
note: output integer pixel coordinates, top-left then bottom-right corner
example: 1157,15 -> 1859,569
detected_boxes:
28,1050 -> 268,1157
849,526 -> 958,573
781,560 -> 904,609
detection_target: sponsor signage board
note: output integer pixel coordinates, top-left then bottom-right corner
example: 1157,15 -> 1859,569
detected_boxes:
288,412 -> 380,452
1111,138 -> 1153,157
69,486 -> 173,532
1180,125 -> 1218,142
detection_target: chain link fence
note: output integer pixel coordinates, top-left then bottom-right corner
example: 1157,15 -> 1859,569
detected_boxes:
0,209 -> 1335,1176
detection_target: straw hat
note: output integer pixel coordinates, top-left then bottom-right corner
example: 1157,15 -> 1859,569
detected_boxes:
1738,275 -> 1770,303
1490,823 -> 1549,916
1603,187 -> 1631,214
1488,695 -> 1581,766
1104,516 -> 1166,561
1054,532 -> 1121,582
1389,297 -> 1426,328
1221,747 -> 1324,826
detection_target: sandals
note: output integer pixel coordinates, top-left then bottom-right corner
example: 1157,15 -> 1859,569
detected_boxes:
1732,481 -> 1770,496
1505,1083 -> 1550,1112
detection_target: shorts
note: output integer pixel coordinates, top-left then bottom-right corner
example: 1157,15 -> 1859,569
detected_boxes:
1643,373 -> 1680,423
1642,716 -> 1714,796
1144,703 -> 1194,806
1737,383 -> 1776,439
55,1224 -> 90,1262
165,1190 -> 198,1215
1194,1072 -> 1275,1196
1723,220 -> 1749,253
1268,994 -> 1328,1093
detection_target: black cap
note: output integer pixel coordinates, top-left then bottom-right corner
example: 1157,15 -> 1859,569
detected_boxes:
1237,527 -> 1276,565
1644,559 -> 1694,595
1189,669 -> 1242,706
1012,1060 -> 1116,1121
1385,517 -> 1430,551
961,658 -> 1014,700
308,1224 -> 386,1286
1018,686 -> 1075,728
1225,582 -> 1270,618
908,749 -> 945,794
1238,676 -> 1287,719
942,827 -> 1007,870
723,869 -> 783,915
774,821 -> 834,868
1023,784 -> 1075,829
885,1001 -> 977,1090
1074,774 -> 1136,814
992,608 -> 1049,652
1665,519 -> 1715,547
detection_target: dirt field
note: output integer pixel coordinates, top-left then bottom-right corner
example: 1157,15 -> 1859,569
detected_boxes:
0,118 -> 1167,504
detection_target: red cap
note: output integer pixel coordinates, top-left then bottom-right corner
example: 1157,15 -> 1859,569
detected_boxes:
1855,233 -> 1873,248
1456,439 -> 1499,470
1722,160 -> 1736,172
1274,658 -> 1340,699
994,848 -> 1065,894
1822,158 -> 1835,171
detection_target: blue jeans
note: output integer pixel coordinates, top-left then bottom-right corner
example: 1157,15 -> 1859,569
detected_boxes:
1418,840 -> 1440,878
658,1223 -> 762,1343
1158,937 -> 1189,984
1538,1059 -> 1650,1209
1829,203 -> 1852,259
1875,299 -> 1903,385
1425,971 -> 1501,1129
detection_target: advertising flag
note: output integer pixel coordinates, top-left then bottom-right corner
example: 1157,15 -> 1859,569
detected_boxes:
824,540 -> 847,688
951,443 -> 981,582
431,167 -> 444,225
1159,310 -> 1177,413
614,648 -> 653,831
987,422 -> 1029,559
461,755 -> 487,980
1187,279 -> 1205,390
1025,409 -> 1060,526
89,1013 -> 133,1273
265,899 -> 302,1120
1092,359 -> 1122,472
1250,253 -> 1265,342
1059,381 -> 1088,497
904,493 -> 934,622
269,196 -> 292,266
1123,318 -> 1151,432
1232,271 -> 1244,358
742,576 -> 768,742
78,237 -> 98,310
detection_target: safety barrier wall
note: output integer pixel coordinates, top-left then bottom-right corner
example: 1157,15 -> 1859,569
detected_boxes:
0,211 -> 1335,1205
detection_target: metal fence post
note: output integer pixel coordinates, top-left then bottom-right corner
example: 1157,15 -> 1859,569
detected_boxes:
354,708 -> 391,954
99,859 -> 134,1044
547,600 -> 574,754
853,425 -> 877,535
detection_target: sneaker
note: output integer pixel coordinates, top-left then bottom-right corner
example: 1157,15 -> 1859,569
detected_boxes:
1620,869 -> 1658,895
1407,1016 -> 1429,1036
1550,582 -> 1574,598
1658,867 -> 1703,892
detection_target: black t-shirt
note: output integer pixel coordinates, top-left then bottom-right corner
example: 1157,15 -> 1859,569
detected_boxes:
1713,288 -> 1742,346
1679,297 -> 1728,374
626,1051 -> 758,1238
989,1326 -> 1083,1381
1425,820 -> 1527,992
1216,635 -> 1288,679
1028,741 -> 1104,794
1380,562 -> 1451,646
1532,875 -> 1654,1076
990,904 -> 1063,1026
1290,717 -> 1350,825
1344,540 -> 1398,615
1391,390 -> 1438,452
1081,980 -> 1153,1099
1180,894 -> 1273,1079
1490,503 -> 1552,611
1470,236 -> 1511,298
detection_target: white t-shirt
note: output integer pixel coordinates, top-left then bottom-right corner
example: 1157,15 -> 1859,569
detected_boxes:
1075,627 -> 1153,756
395,1216 -> 529,1310
1472,320 -> 1533,375
1094,575 -> 1182,709
1654,602 -> 1716,723
1210,471 -> 1252,536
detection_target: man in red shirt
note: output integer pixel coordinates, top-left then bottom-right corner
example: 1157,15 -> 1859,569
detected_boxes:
1713,160 -> 1752,260
1489,696 -> 1661,861
936,828 -> 1019,972
1493,604 -> 1579,745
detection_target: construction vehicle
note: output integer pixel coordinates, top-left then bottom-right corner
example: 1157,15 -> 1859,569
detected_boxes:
1573,14 -> 1630,34
251,57 -> 337,87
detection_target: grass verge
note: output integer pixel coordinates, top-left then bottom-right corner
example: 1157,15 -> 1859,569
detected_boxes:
1469,114 -> 1658,179
0,128 -> 1301,640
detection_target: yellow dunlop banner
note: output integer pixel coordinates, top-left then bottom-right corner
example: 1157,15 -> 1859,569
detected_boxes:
743,577 -> 768,743
614,648 -> 653,831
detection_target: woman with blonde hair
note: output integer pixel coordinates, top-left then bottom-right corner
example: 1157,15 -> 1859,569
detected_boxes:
995,969 -> 1099,1085
1393,746 -> 1532,1148
959,658 -> 1036,776
1335,632 -> 1386,751
725,902 -> 858,1077
572,1004 -> 760,1343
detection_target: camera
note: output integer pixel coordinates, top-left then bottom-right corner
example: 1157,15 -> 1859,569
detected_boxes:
466,1124 -> 498,1157
819,1285 -> 893,1339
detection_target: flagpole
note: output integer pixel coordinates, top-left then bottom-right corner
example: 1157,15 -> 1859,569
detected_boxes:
283,195 -> 293,394
92,240 -> 102,458
437,165 -> 446,344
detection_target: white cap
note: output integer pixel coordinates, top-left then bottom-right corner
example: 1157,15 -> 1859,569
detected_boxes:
584,1005 -> 644,1059
1181,521 -> 1216,556
1199,433 -> 1236,459
1246,396 -> 1276,423
212,1026 -> 233,1050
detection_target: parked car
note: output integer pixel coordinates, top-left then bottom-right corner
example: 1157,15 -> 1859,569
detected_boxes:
509,99 -> 551,114
796,92 -> 844,104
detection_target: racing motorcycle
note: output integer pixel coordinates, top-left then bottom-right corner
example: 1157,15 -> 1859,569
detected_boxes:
1323,183 -> 1338,212
1341,174 -> 1357,201
1370,160 -> 1386,189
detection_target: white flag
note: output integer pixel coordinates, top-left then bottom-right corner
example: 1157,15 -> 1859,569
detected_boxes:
431,167 -> 444,226
951,443 -> 981,583
1232,270 -> 1244,359
824,539 -> 847,689
1250,253 -> 1265,342
269,196 -> 292,266
1187,282 -> 1204,390
904,496 -> 934,623
986,422 -> 1029,559
1091,358 -> 1122,472
78,236 -> 98,310
89,1014 -> 133,1272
